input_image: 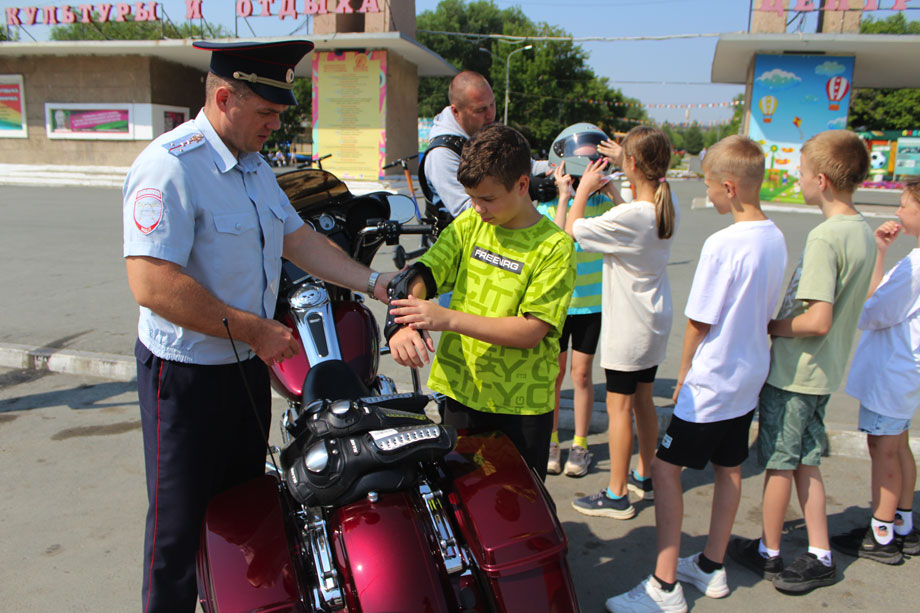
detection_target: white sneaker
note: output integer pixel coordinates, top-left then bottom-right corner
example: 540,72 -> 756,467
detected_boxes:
605,575 -> 688,613
547,442 -> 562,475
676,554 -> 729,599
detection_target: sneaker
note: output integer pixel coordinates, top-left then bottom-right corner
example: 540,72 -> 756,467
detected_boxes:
727,537 -> 784,581
572,489 -> 636,520
605,575 -> 687,613
831,526 -> 902,565
896,529 -> 920,556
772,552 -> 837,594
676,554 -> 729,598
627,470 -> 654,500
547,442 -> 562,475
563,445 -> 593,477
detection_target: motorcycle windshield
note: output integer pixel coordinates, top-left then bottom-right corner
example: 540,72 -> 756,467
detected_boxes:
277,168 -> 351,214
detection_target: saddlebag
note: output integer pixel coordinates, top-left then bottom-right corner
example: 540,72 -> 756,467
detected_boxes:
446,433 -> 580,612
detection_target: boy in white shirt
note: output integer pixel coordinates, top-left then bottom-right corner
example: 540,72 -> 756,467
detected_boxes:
606,135 -> 787,612
831,181 -> 920,564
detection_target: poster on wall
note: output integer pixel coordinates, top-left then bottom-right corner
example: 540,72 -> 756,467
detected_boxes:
747,54 -> 855,203
46,103 -> 133,139
312,50 -> 387,180
0,75 -> 27,138
893,136 -> 920,177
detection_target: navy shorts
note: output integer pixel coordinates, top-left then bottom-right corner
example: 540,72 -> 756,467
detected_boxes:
656,409 -> 755,470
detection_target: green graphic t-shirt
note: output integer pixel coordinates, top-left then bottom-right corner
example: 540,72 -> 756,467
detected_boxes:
419,208 -> 575,415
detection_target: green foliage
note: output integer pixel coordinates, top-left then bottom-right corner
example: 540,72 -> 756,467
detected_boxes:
50,16 -> 230,40
849,88 -> 920,131
848,14 -> 920,131
682,125 -> 704,155
417,0 -> 643,152
266,79 -> 312,152
860,12 -> 920,34
726,93 -> 744,136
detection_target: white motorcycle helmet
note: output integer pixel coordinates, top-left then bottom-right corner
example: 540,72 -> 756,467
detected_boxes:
549,123 -> 611,177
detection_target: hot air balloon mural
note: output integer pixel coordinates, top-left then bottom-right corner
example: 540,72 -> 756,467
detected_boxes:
759,95 -> 778,123
826,76 -> 850,111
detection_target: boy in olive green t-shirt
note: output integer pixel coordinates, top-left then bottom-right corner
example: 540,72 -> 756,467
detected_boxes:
729,130 -> 875,594
387,124 -> 575,481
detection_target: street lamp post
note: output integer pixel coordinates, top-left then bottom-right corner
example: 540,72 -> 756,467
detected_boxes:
503,45 -> 532,125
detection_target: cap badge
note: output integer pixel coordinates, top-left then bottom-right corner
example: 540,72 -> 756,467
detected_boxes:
286,68 -> 295,84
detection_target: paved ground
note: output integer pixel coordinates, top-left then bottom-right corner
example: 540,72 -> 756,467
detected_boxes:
1,180 -> 918,610
1,368 -> 918,611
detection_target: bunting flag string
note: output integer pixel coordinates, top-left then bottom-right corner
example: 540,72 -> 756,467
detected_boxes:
510,90 -> 742,110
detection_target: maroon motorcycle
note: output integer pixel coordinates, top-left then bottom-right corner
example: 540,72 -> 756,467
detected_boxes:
195,167 -> 580,612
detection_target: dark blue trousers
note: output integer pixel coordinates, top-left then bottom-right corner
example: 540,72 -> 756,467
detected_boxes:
135,340 -> 270,612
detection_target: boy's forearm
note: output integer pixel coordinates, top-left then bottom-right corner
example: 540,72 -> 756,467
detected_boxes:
445,311 -> 550,349
768,300 -> 832,337
676,319 -> 710,385
866,248 -> 886,299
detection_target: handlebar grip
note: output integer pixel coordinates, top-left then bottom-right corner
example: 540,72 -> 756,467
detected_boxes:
398,224 -> 435,235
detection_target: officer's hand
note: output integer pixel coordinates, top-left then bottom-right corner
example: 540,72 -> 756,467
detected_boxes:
250,319 -> 301,366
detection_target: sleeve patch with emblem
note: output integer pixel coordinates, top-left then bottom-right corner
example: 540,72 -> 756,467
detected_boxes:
134,188 -> 164,235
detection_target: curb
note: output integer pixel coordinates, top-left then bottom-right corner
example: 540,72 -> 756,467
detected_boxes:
3,342 -> 917,461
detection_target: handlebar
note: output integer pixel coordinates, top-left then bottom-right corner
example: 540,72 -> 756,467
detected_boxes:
382,154 -> 419,170
353,219 -> 436,259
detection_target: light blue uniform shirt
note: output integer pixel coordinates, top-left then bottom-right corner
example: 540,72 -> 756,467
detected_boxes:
123,109 -> 304,365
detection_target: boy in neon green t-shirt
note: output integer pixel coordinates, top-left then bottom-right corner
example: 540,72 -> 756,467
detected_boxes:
387,124 -> 575,480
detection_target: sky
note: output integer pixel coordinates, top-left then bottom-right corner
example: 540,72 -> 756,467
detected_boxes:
2,0 -> 917,124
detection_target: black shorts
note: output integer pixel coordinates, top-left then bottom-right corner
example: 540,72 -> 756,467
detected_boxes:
656,409 -> 755,470
559,312 -> 602,355
442,397 -> 554,481
604,365 -> 658,395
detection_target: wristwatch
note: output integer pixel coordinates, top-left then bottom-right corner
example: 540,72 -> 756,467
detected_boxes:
367,271 -> 381,296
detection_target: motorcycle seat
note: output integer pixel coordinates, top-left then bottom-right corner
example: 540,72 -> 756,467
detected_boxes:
302,359 -> 370,404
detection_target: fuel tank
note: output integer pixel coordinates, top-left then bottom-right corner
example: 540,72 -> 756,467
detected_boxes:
269,301 -> 379,402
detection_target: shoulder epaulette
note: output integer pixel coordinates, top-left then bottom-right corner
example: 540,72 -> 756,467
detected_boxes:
162,132 -> 206,157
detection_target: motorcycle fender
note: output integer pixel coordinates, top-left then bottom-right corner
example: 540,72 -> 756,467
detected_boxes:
446,433 -> 580,612
330,491 -> 452,613
197,475 -> 303,613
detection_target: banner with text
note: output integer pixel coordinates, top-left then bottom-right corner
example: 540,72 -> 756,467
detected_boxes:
312,50 -> 387,180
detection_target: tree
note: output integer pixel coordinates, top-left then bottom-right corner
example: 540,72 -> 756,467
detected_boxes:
848,14 -> 920,131
265,79 -> 312,153
50,16 -> 229,40
416,0 -> 644,152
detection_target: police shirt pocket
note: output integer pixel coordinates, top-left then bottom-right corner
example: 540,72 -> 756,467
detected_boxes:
213,212 -> 257,235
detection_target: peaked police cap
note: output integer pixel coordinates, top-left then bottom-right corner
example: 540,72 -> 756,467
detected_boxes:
193,39 -> 314,105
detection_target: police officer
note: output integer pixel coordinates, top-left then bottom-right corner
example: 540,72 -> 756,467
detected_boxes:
123,40 -> 393,611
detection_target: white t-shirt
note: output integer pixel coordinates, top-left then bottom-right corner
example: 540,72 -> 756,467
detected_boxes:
675,220 -> 787,423
573,200 -> 679,371
845,248 -> 920,420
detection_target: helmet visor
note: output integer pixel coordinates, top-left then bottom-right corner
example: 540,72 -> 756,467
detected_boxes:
552,131 -> 609,162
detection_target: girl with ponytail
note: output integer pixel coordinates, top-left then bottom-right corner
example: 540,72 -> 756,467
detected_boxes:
557,125 -> 679,519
